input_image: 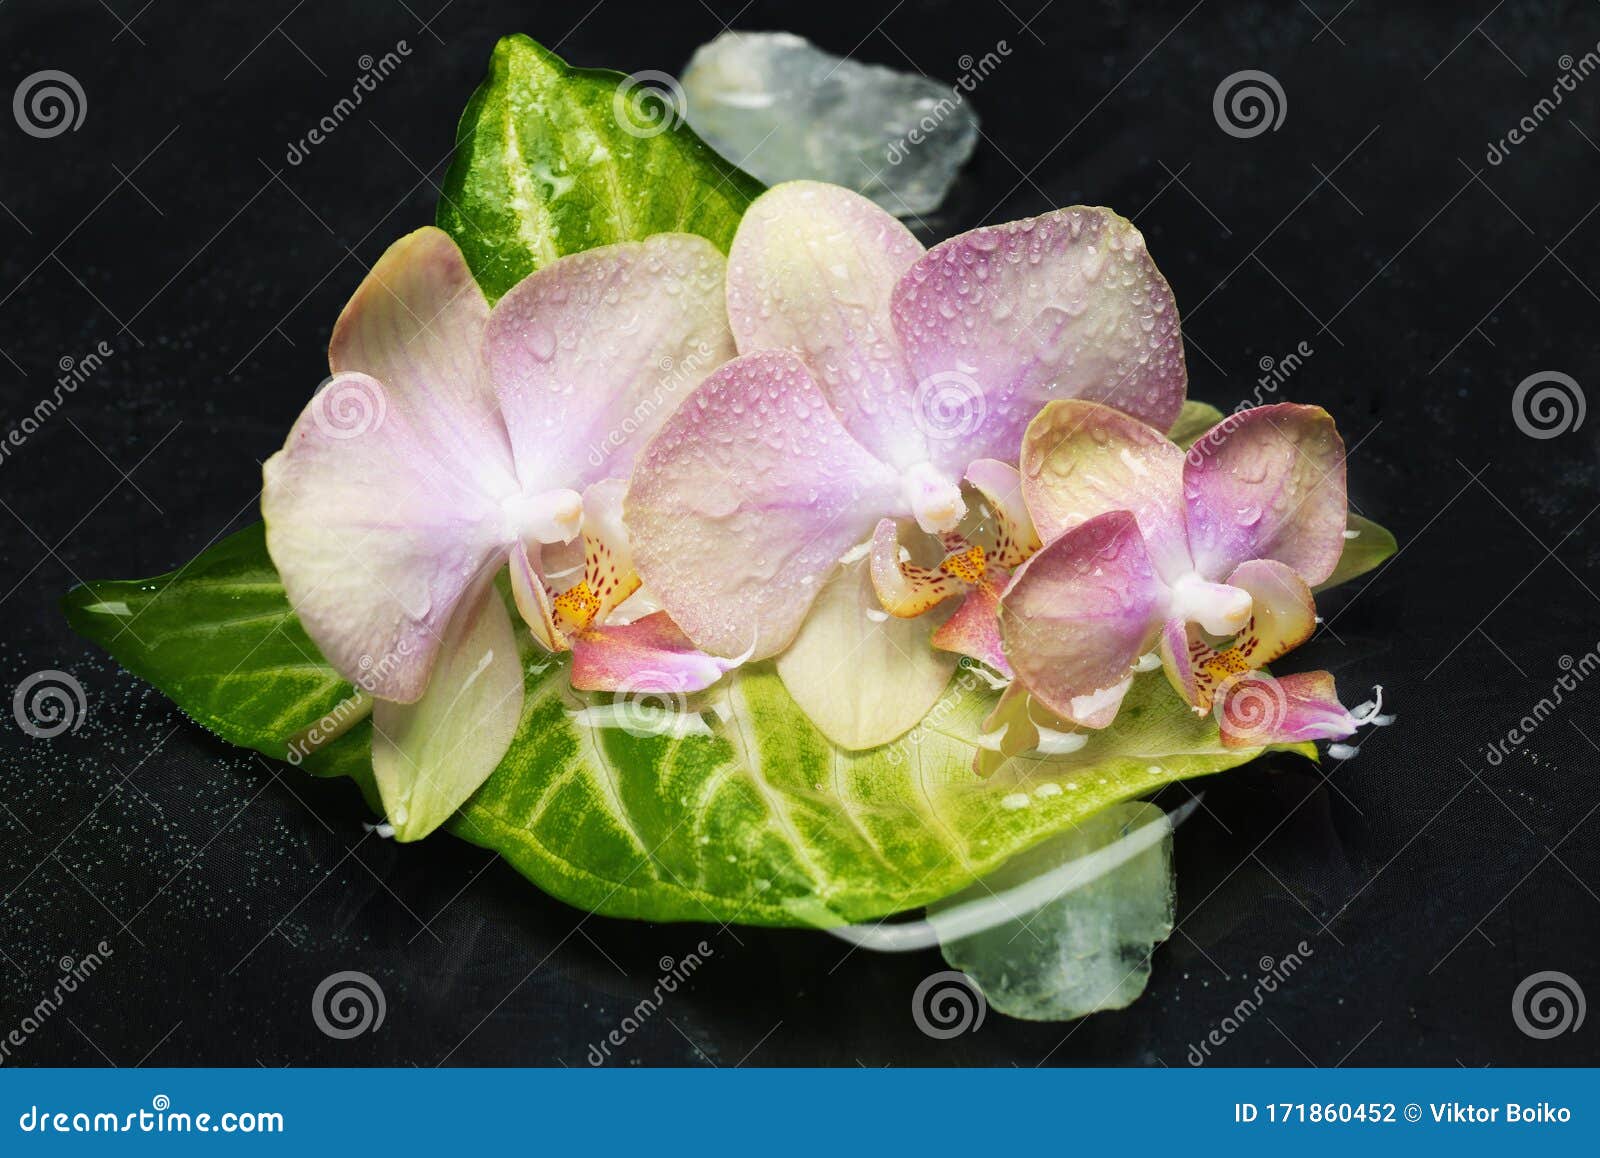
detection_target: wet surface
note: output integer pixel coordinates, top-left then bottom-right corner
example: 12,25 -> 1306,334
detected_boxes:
1,0 -> 1597,1065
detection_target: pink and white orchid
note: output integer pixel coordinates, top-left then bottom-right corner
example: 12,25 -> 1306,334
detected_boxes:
991,399 -> 1353,739
625,181 -> 1188,748
262,226 -> 737,839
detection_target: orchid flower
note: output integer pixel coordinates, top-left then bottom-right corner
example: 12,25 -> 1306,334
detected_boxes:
625,181 -> 1187,748
262,227 -> 737,839
988,399 -> 1353,740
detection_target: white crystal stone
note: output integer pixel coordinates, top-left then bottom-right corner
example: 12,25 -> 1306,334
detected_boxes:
681,31 -> 980,217
931,802 -> 1175,1021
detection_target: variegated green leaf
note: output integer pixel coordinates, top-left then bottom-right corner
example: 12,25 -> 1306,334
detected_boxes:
437,35 -> 765,300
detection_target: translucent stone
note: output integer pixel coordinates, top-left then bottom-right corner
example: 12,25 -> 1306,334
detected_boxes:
931,802 -> 1175,1021
680,31 -> 979,217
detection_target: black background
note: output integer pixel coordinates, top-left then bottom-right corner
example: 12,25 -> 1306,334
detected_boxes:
2,0 -> 1598,1067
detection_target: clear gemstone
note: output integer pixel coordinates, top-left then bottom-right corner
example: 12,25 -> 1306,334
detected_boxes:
681,31 -> 980,217
931,802 -> 1175,1021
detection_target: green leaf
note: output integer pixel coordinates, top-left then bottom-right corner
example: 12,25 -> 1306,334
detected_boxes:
1316,512 -> 1398,593
63,40 -> 1311,930
62,526 -> 375,812
447,648 -> 1297,927
436,35 -> 765,300
64,525 -> 1292,927
1167,400 -> 1225,448
62,524 -> 369,764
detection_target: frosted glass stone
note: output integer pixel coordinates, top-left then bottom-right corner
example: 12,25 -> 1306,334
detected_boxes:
932,802 -> 1175,1021
680,31 -> 980,217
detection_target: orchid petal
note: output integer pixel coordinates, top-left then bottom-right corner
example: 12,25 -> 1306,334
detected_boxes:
262,370 -> 515,702
329,227 -> 512,469
999,510 -> 1164,728
1216,670 -> 1357,749
569,611 -> 737,694
1019,399 -> 1191,580
1171,558 -> 1318,710
1184,403 -> 1347,585
606,585 -> 664,625
774,557 -> 957,750
626,350 -> 901,660
726,181 -> 927,469
892,206 -> 1186,474
930,578 -> 1013,678
486,233 -> 735,489
265,229 -> 522,701
963,459 -> 1041,569
972,682 -> 1037,778
371,586 -> 523,841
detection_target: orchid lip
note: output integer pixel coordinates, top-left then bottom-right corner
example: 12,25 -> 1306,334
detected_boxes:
898,460 -> 966,534
502,487 -> 584,545
1167,571 -> 1253,637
